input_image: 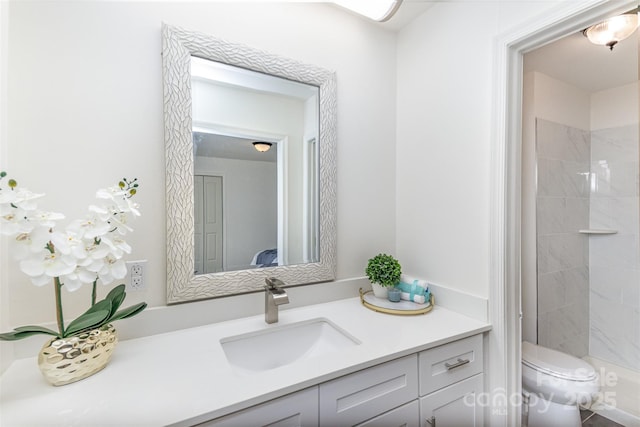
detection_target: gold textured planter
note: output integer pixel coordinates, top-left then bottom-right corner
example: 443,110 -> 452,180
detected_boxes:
38,324 -> 118,386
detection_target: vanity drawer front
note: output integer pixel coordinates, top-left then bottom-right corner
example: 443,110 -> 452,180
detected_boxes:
354,400 -> 420,427
319,354 -> 418,427
202,386 -> 319,427
419,334 -> 483,396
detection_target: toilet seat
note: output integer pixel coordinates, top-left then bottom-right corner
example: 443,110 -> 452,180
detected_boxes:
522,341 -> 597,381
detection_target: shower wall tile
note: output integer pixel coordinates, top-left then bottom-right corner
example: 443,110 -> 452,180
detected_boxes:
546,233 -> 589,271
621,269 -> 640,309
590,233 -> 639,270
538,271 -> 567,314
535,119 -> 639,368
589,265 -> 625,304
537,119 -> 590,162
608,197 -> 640,235
589,123 -> 639,371
591,125 -> 639,163
537,198 -> 565,234
591,160 -> 639,197
565,197 -> 590,228
590,292 -> 640,370
544,302 -> 590,358
535,118 -> 591,357
540,159 -> 590,197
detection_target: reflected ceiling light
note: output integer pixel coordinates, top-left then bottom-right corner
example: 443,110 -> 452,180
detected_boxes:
252,141 -> 273,152
332,0 -> 402,22
583,11 -> 639,50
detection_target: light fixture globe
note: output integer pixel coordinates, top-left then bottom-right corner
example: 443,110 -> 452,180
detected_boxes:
252,141 -> 273,152
583,12 -> 639,50
332,0 -> 402,22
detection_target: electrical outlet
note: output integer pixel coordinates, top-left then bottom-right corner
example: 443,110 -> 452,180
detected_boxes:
126,260 -> 147,291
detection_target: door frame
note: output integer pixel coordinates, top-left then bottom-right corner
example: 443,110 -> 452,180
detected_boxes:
488,0 -> 636,425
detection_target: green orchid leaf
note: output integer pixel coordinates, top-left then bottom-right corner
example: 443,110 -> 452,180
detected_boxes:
104,284 -> 127,318
14,325 -> 60,335
0,326 -> 60,341
65,299 -> 112,336
65,310 -> 111,336
105,284 -> 126,303
109,302 -> 147,322
0,330 -> 44,341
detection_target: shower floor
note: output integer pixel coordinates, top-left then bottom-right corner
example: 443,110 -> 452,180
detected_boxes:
581,409 -> 625,427
584,356 -> 640,427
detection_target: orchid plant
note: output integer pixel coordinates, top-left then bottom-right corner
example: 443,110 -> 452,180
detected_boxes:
0,171 -> 147,341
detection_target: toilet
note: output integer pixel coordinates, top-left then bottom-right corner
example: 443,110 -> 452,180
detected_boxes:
522,341 -> 600,427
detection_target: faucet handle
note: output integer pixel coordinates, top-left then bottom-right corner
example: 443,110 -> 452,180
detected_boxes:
265,277 -> 286,290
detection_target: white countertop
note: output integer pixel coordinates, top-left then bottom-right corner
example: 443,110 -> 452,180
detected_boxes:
0,296 -> 491,426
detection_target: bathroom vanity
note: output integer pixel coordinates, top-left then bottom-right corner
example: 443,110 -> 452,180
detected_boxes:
0,297 -> 490,426
209,334 -> 484,427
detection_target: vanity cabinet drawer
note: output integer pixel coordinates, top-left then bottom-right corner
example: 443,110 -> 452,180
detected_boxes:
419,334 -> 483,396
201,386 -> 319,427
319,354 -> 418,427
354,400 -> 420,427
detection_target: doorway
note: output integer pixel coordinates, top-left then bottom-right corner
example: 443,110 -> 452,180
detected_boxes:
489,1 -> 638,425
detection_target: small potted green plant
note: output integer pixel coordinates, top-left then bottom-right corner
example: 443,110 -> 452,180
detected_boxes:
365,253 -> 401,299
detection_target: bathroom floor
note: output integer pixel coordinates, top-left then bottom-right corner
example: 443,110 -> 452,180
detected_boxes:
581,410 -> 625,427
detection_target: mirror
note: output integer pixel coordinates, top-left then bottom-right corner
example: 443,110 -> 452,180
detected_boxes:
191,57 -> 320,273
163,24 -> 336,303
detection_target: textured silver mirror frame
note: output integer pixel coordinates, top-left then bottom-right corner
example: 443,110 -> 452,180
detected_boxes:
162,23 -> 337,303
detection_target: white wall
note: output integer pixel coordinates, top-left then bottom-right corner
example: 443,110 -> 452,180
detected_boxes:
591,81 -> 639,130
0,0 -> 12,374
1,1 -> 397,363
395,2 -> 563,298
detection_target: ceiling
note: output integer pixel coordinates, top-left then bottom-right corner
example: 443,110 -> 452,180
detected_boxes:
523,28 -> 638,93
194,132 -> 278,162
374,2 -> 638,93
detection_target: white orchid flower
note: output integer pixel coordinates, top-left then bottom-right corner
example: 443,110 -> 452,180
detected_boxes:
59,267 -> 99,292
19,249 -> 77,282
66,216 -> 111,240
96,186 -> 140,216
0,174 -> 143,342
0,187 -> 44,210
99,235 -> 132,259
78,241 -> 111,269
11,227 -> 53,262
28,210 -> 65,228
0,208 -> 34,235
96,255 -> 127,285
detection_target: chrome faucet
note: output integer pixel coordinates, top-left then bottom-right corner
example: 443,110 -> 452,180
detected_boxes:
264,277 -> 289,324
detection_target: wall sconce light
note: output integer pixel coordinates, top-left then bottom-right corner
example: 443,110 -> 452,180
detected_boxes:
252,141 -> 273,152
332,0 -> 403,22
583,11 -> 639,50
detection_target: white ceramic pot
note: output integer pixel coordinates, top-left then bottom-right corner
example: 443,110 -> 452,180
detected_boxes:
371,282 -> 388,298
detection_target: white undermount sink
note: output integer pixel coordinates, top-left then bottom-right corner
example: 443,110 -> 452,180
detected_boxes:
220,318 -> 361,373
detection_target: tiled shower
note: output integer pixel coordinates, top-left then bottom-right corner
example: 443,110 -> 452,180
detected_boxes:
535,118 -> 640,371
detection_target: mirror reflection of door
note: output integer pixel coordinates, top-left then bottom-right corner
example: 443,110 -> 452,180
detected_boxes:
194,175 -> 223,274
194,132 -> 278,273
191,56 -> 320,274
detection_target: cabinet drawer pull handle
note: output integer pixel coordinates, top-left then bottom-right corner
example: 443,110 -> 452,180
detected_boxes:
445,358 -> 470,370
426,416 -> 436,427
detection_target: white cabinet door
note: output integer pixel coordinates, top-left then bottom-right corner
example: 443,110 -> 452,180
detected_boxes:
203,386 -> 318,427
354,400 -> 420,427
418,334 -> 483,396
420,374 -> 484,427
319,354 -> 418,427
